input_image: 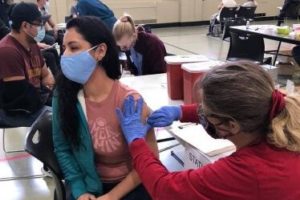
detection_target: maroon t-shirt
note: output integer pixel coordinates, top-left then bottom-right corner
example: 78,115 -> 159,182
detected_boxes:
0,35 -> 44,88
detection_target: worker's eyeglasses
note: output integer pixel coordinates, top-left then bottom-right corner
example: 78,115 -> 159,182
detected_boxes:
198,107 -> 235,138
198,108 -> 226,127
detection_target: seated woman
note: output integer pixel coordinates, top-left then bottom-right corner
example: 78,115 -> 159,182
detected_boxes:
117,61 -> 300,200
53,16 -> 158,200
113,14 -> 167,76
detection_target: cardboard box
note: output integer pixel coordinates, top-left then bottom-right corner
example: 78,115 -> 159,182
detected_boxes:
169,124 -> 235,169
261,64 -> 278,82
181,61 -> 224,104
164,55 -> 209,100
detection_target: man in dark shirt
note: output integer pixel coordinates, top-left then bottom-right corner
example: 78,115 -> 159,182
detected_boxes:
0,2 -> 54,127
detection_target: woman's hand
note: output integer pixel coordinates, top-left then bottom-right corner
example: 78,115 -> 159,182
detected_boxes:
77,193 -> 96,200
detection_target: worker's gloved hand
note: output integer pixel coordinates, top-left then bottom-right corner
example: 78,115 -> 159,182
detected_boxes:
116,95 -> 151,144
147,106 -> 181,127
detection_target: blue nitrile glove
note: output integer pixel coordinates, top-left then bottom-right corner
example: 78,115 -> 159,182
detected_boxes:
116,95 -> 151,144
147,106 -> 181,127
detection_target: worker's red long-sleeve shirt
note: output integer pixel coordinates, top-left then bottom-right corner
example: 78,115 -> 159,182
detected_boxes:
130,138 -> 300,200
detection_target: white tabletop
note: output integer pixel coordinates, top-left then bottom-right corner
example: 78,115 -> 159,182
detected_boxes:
120,73 -> 183,110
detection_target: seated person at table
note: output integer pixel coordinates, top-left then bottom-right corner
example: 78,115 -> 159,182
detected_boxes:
277,0 -> 300,26
0,2 -> 54,127
72,0 -> 117,31
53,16 -> 158,200
207,0 -> 237,36
117,61 -> 300,200
0,0 -> 14,39
113,14 -> 167,75
0,18 -> 9,40
36,0 -> 56,45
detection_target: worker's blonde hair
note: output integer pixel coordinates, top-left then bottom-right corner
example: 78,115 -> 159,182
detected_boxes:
268,95 -> 300,152
113,14 -> 136,41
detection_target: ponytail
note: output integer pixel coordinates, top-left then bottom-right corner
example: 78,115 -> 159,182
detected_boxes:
268,94 -> 300,152
113,14 -> 136,41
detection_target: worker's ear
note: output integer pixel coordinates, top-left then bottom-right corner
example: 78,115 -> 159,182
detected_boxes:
227,120 -> 240,135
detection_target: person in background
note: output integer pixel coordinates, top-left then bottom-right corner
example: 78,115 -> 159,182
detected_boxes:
0,18 -> 9,40
36,0 -> 56,45
0,0 -> 14,39
241,0 -> 258,7
113,14 -> 167,76
277,0 -> 300,26
217,0 -> 237,10
0,2 -> 54,126
117,61 -> 300,200
73,0 -> 116,31
53,16 -> 157,200
207,0 -> 237,36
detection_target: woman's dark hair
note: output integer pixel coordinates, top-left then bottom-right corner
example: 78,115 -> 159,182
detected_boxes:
55,16 -> 121,146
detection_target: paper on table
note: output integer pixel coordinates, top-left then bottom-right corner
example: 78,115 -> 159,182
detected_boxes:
170,124 -> 235,156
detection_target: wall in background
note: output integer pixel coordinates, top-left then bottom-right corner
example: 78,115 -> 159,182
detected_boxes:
22,0 -> 284,24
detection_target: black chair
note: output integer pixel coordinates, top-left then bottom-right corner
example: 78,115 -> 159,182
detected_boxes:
236,6 -> 256,21
25,110 -> 66,200
211,7 -> 238,37
1,107 -> 49,153
227,31 -> 265,64
219,6 -> 238,23
221,6 -> 256,40
222,16 -> 246,40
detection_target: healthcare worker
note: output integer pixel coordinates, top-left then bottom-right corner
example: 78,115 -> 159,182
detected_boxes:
116,61 -> 300,200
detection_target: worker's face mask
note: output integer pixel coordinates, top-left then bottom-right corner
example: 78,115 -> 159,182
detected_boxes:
25,22 -> 45,43
60,46 -> 98,84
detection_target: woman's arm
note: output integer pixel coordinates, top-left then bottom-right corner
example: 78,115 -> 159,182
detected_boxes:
101,102 -> 158,199
52,97 -> 88,199
100,129 -> 157,200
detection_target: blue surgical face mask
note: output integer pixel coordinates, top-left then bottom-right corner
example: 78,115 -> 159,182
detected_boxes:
60,46 -> 98,84
34,26 -> 46,43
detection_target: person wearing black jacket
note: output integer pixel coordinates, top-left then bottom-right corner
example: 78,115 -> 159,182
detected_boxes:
277,0 -> 300,26
0,0 -> 12,39
0,18 -> 9,40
